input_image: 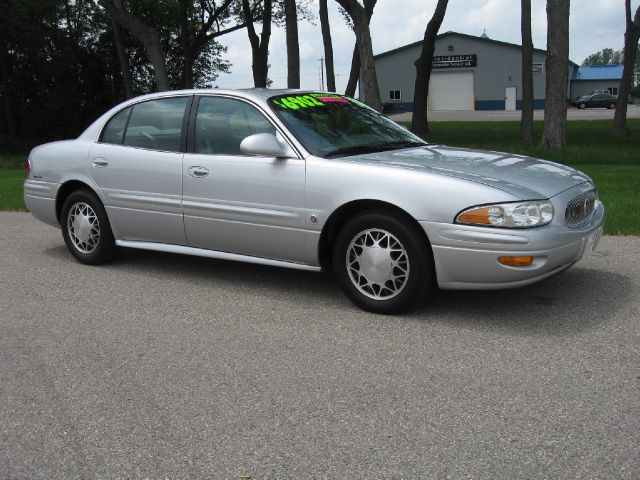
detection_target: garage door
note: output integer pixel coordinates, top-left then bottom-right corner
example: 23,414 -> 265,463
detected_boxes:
429,71 -> 474,111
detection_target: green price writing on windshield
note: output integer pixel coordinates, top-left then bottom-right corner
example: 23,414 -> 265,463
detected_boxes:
272,95 -> 326,110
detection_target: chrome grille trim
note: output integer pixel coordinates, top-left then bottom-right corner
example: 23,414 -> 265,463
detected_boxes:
565,189 -> 598,227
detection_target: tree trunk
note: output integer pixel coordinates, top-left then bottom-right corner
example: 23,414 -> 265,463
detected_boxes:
243,0 -> 271,88
0,38 -> 16,138
541,0 -> 570,149
319,0 -> 336,92
100,0 -> 170,91
343,0 -> 375,98
410,0 -> 448,135
520,0 -> 534,145
111,18 -> 134,98
337,0 -> 380,110
354,22 -> 381,111
613,1 -> 640,137
345,45 -> 360,97
178,0 -> 193,89
284,0 -> 300,88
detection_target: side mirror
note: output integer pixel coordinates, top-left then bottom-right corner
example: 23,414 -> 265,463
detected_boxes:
240,133 -> 290,158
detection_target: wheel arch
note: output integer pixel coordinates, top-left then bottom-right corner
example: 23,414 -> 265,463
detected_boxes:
317,199 -> 432,271
55,180 -> 102,225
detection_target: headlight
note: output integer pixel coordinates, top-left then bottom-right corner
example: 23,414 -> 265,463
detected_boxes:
456,200 -> 554,228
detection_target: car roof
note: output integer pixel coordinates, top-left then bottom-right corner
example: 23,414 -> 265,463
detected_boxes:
77,88 -> 337,141
123,88 -> 329,104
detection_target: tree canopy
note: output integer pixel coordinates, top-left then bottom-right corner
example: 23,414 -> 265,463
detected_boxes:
0,0 -> 232,151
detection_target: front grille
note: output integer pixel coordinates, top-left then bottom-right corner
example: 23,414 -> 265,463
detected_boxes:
565,190 -> 598,227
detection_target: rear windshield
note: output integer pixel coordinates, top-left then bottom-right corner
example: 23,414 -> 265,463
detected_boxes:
268,93 -> 425,158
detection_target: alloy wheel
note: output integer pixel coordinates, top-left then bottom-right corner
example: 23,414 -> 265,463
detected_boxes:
346,228 -> 410,300
67,202 -> 101,254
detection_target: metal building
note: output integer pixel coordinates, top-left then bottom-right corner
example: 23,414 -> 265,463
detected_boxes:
570,65 -> 624,99
370,31 -> 578,112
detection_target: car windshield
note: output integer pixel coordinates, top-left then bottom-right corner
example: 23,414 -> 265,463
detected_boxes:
268,93 -> 426,158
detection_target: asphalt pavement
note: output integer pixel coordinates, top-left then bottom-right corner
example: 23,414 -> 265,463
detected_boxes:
1,212 -> 639,479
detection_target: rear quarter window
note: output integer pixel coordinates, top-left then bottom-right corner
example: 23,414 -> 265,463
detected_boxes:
100,107 -> 131,144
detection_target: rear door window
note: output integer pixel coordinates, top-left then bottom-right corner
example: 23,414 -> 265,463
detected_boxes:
124,97 -> 189,152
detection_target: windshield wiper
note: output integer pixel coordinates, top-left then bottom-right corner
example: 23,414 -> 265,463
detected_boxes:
380,140 -> 427,150
323,145 -> 392,158
323,141 -> 427,159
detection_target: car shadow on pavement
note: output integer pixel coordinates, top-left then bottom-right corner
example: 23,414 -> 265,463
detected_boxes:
44,244 -> 631,335
414,267 -> 632,335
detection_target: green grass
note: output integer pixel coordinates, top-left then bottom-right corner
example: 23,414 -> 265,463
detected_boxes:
1,120 -> 639,234
576,165 -> 640,235
0,154 -> 25,170
411,119 -> 640,165
0,169 -> 26,211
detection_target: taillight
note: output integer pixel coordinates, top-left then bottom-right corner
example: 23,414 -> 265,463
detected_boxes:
25,158 -> 31,177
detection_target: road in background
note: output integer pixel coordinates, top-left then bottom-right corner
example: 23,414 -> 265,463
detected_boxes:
391,104 -> 640,122
1,213 -> 639,479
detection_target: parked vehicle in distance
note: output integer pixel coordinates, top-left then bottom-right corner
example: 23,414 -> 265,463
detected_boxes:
586,89 -> 611,96
24,89 -> 604,313
572,92 -> 618,109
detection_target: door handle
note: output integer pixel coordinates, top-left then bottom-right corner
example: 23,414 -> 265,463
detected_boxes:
92,157 -> 109,168
188,166 -> 209,178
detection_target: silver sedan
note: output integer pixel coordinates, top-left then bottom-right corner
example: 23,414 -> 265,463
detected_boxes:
24,89 -> 604,313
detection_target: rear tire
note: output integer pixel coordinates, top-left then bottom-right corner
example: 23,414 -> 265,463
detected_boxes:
608,102 -> 616,109
333,210 -> 435,314
579,103 -> 587,109
61,189 -> 118,265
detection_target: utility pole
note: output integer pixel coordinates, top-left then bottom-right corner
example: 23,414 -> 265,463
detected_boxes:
319,57 -> 325,90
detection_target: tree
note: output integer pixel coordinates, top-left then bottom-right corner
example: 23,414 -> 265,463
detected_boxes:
111,18 -> 134,98
243,0 -> 272,87
583,48 -> 623,65
541,0 -> 570,149
177,0 -> 246,89
99,0 -> 171,91
410,0 -> 448,135
319,0 -> 336,92
613,0 -> 640,137
336,0 -> 381,110
0,0 -> 122,147
283,0 -> 300,88
341,0 -> 375,98
520,0 -> 534,145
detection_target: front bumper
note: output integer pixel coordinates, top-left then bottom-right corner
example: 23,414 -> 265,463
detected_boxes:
420,191 -> 605,290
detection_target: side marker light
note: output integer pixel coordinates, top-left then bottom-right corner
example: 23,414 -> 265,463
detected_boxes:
498,256 -> 534,267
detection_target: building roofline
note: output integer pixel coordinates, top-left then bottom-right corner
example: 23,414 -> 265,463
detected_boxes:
572,64 -> 624,80
373,31 -> 579,67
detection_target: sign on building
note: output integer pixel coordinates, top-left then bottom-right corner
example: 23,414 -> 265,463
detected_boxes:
433,54 -> 477,69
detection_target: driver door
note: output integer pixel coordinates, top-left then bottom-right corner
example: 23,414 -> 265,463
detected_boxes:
182,95 -> 307,263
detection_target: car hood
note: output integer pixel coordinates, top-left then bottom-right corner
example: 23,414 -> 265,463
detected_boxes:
340,144 -> 591,199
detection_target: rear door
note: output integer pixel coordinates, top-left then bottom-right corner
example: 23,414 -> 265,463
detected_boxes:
591,94 -> 607,107
89,96 -> 191,244
182,95 -> 306,263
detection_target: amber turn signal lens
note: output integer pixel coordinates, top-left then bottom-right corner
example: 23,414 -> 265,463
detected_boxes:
498,256 -> 534,267
457,207 -> 491,225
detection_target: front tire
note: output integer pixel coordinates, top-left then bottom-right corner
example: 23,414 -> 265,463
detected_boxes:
333,210 -> 435,314
61,189 -> 118,265
579,103 -> 587,109
608,102 -> 616,109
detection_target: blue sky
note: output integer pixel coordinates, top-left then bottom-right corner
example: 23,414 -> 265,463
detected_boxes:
214,0 -> 640,92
